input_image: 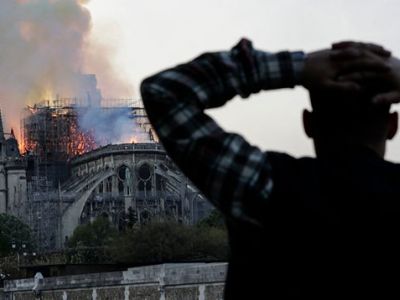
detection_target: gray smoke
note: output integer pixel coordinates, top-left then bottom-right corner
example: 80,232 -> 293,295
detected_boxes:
0,0 -> 143,146
0,0 -> 91,133
78,106 -> 151,146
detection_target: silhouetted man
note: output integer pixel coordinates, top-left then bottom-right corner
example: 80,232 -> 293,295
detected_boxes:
141,39 -> 400,297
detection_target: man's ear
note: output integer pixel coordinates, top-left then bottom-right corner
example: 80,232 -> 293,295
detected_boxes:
303,109 -> 314,138
387,111 -> 398,140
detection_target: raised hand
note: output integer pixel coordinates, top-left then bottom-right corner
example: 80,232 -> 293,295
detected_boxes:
371,57 -> 400,104
331,41 -> 400,105
300,43 -> 391,94
332,41 -> 391,58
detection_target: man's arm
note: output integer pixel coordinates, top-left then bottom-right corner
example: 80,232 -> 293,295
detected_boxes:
141,39 -> 303,226
140,39 -> 389,226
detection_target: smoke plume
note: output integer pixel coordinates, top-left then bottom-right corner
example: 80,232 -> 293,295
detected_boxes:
0,0 -> 92,133
0,0 -> 141,147
79,107 -> 151,145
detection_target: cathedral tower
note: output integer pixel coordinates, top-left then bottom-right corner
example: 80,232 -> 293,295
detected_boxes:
0,110 -> 7,213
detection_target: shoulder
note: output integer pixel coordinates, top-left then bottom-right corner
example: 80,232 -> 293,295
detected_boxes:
376,158 -> 400,181
266,151 -> 317,192
267,151 -> 316,172
382,158 -> 400,169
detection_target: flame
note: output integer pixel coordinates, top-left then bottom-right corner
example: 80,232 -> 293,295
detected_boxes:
20,102 -> 156,158
67,120 -> 97,156
41,89 -> 55,103
22,106 -> 98,159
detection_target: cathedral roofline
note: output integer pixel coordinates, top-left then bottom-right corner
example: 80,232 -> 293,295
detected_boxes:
71,142 -> 164,166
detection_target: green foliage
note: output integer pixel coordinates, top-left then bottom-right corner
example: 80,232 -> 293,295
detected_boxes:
67,212 -> 229,265
68,216 -> 118,248
111,219 -> 229,265
192,225 -> 229,260
125,207 -> 138,229
67,216 -> 118,264
0,214 -> 33,257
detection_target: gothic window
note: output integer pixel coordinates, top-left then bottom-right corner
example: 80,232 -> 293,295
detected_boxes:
117,165 -> 131,196
138,163 -> 151,181
106,177 -> 112,193
156,174 -> 164,191
137,163 -> 152,192
118,181 -> 124,194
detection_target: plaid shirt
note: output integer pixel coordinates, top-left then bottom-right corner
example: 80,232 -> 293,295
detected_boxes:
141,39 -> 305,226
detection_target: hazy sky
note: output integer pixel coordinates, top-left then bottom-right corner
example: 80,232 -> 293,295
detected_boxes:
85,0 -> 400,161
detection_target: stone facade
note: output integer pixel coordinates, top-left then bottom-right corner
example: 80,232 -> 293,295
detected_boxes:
60,143 -> 212,244
3,263 -> 227,300
0,111 -> 27,218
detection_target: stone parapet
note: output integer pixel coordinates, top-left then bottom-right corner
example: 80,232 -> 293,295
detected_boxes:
4,262 -> 227,300
71,143 -> 165,166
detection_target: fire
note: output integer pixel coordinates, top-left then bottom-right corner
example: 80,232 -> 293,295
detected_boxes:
67,121 -> 97,156
19,99 -> 156,160
22,105 -> 99,160
21,139 -> 37,154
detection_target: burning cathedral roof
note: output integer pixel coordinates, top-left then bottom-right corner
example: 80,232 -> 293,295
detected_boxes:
21,97 -> 156,161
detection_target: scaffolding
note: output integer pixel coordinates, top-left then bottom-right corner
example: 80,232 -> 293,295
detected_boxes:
21,98 -> 155,160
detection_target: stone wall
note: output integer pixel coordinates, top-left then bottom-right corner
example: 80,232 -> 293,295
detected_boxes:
4,263 -> 227,300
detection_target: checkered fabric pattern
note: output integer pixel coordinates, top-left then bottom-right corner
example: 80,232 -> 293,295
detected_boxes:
141,39 -> 305,226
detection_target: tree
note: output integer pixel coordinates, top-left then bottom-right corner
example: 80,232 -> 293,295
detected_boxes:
68,216 -> 117,248
118,207 -> 138,231
111,219 -> 229,265
67,215 -> 229,265
67,216 -> 118,263
0,214 -> 34,257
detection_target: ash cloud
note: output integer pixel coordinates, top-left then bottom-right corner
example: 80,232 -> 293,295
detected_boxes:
0,0 -> 91,132
78,107 -> 151,146
0,0 -> 140,147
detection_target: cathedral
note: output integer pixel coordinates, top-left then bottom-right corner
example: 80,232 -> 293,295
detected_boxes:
0,111 -> 27,217
0,109 -> 212,250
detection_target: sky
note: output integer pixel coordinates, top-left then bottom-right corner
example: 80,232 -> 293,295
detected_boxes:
84,0 -> 400,161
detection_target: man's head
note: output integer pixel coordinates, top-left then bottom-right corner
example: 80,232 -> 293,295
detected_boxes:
303,88 -> 398,158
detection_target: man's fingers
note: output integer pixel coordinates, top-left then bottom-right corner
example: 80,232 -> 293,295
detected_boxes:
365,43 -> 391,57
337,72 -> 387,82
332,41 -> 357,49
330,48 -> 363,60
340,59 -> 390,73
332,41 -> 391,57
373,91 -> 400,104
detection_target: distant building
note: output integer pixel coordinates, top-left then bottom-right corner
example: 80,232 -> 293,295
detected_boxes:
0,111 -> 27,218
0,102 -> 213,251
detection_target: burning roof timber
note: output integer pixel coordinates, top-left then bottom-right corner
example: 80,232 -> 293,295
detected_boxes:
22,104 -> 97,160
21,98 -> 156,162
